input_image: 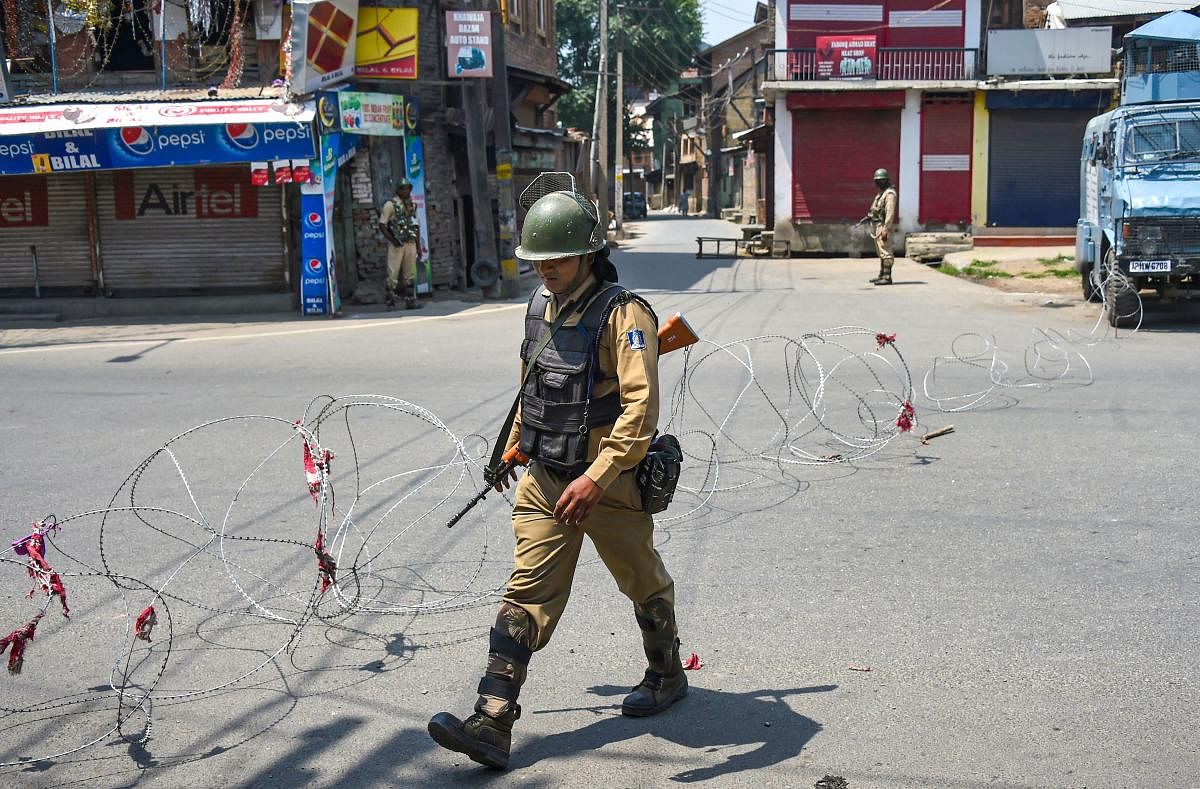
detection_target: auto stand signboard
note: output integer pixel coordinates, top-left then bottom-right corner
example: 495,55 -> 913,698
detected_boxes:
445,10 -> 492,78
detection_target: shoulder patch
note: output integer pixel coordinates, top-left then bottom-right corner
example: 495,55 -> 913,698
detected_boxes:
626,329 -> 646,351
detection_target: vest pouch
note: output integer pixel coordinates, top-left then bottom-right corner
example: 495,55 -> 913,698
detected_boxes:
636,434 -> 683,515
541,371 -> 571,390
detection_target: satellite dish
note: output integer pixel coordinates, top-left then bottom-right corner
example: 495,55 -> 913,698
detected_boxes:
53,4 -> 87,35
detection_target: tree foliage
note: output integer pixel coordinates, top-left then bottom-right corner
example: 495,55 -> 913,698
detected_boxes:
556,0 -> 702,131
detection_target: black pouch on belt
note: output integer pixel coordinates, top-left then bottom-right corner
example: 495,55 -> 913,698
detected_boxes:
636,433 -> 683,515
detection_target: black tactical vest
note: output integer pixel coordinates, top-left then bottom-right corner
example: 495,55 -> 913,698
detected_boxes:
518,283 -> 655,475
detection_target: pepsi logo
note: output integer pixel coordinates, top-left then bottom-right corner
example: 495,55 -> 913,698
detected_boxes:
225,123 -> 260,150
304,211 -> 323,228
307,258 -> 324,273
119,127 -> 155,155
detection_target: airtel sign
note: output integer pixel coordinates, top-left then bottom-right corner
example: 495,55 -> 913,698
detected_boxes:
0,177 -> 49,227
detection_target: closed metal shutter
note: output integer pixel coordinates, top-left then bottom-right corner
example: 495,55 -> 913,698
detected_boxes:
988,110 -> 1091,227
920,96 -> 973,224
95,165 -> 285,295
793,109 -> 900,221
0,173 -> 93,295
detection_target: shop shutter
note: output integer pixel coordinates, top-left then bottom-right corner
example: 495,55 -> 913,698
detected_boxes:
919,96 -> 972,224
988,109 -> 1090,227
94,165 -> 285,295
0,173 -> 93,295
792,109 -> 901,222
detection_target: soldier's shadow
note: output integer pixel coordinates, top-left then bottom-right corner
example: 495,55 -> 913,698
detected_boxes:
516,683 -> 833,781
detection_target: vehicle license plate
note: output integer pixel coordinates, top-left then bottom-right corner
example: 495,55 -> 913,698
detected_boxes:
1128,260 -> 1171,273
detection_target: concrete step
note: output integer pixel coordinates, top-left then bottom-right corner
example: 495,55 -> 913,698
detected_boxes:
974,235 -> 1075,247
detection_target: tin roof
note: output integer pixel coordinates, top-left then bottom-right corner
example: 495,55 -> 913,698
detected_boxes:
9,86 -> 286,106
1054,0 -> 1198,21
1125,8 -> 1200,39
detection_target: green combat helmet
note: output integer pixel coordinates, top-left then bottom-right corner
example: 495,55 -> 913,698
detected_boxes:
514,172 -> 605,261
873,168 -> 890,182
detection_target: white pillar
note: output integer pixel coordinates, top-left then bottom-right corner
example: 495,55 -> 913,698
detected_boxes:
774,97 -> 792,227
899,89 -> 921,233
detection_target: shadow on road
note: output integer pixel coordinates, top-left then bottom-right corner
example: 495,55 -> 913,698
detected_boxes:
517,683 -> 833,781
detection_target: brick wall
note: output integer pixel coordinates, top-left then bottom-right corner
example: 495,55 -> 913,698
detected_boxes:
349,1 -> 464,295
504,0 -> 556,77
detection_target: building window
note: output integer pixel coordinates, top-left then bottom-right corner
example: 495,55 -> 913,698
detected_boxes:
509,0 -> 523,33
537,0 -> 547,35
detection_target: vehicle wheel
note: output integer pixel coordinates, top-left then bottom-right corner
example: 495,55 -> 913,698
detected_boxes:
1081,264 -> 1102,303
1101,250 -> 1140,328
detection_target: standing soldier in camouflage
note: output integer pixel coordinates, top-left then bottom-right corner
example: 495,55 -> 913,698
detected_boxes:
427,176 -> 686,770
378,178 -> 423,309
868,168 -> 898,286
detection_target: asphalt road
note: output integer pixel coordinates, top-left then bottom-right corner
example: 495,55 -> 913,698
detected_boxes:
2,213 -> 1198,788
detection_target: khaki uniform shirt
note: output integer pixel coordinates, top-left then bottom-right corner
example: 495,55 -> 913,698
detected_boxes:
507,273 -> 660,491
870,186 -> 898,236
379,197 -> 419,269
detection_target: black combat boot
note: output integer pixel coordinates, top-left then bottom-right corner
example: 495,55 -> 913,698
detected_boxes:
870,260 -> 894,286
622,597 -> 688,717
429,604 -> 533,769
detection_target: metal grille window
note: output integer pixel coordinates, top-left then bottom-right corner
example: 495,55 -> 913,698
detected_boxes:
1128,42 -> 1200,75
1125,119 -> 1200,162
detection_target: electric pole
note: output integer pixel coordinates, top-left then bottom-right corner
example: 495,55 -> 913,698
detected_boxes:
592,0 -> 609,231
614,48 -> 623,232
492,3 -> 518,297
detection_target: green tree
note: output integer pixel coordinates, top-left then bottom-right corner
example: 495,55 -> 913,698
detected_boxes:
556,0 -> 702,131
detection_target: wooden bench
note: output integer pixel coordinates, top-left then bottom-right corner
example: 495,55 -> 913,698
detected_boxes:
695,236 -> 742,259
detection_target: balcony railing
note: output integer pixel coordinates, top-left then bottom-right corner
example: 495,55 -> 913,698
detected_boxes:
768,48 -> 979,83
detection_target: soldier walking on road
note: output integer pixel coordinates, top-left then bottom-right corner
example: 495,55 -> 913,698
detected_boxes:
868,168 -> 898,286
378,179 -> 423,309
428,175 -> 687,770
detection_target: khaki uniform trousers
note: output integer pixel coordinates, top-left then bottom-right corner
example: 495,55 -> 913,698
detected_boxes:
873,227 -> 893,265
386,241 -> 418,292
504,461 -> 675,652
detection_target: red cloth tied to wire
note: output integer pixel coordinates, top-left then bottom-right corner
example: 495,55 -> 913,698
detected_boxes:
876,332 -> 897,350
314,530 -> 337,594
135,606 -> 158,642
21,534 -> 70,618
896,400 -> 915,432
296,422 -> 334,504
1,613 -> 44,675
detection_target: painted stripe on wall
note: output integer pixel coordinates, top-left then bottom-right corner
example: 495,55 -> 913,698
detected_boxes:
971,92 -> 989,227
888,10 -> 963,27
790,4 -> 884,22
922,154 -> 971,171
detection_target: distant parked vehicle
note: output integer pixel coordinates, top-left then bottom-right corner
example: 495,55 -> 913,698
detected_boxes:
623,191 -> 647,220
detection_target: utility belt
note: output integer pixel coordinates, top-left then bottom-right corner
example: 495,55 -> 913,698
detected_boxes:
532,433 -> 682,516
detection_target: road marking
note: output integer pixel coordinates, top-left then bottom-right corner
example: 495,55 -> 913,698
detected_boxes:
0,304 -> 525,356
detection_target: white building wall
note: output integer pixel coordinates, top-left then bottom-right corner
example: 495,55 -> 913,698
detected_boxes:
898,89 -> 922,233
774,98 -> 792,226
964,0 -> 982,51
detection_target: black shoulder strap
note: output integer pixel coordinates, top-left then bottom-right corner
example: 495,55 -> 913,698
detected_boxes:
486,282 -> 608,473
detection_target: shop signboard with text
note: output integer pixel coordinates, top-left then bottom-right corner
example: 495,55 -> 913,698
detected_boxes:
0,123 -> 316,176
815,35 -> 876,79
445,11 -> 492,78
318,91 -> 406,136
356,6 -> 418,79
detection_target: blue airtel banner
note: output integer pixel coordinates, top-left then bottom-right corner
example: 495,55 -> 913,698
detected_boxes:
0,122 -> 316,176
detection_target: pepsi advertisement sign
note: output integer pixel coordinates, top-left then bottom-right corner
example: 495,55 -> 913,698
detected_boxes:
0,122 -> 317,175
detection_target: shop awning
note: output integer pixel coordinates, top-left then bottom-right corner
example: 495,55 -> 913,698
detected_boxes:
0,98 -> 318,177
0,99 -> 314,137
